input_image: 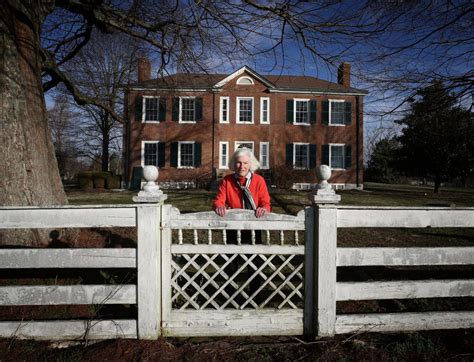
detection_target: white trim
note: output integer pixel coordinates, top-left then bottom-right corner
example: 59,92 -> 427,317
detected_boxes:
236,76 -> 255,85
213,66 -> 275,88
260,97 -> 270,124
268,89 -> 367,96
219,97 -> 230,123
260,142 -> 270,169
177,141 -> 195,168
329,99 -> 345,126
142,96 -> 160,123
141,140 -> 160,167
219,141 -> 229,169
236,97 -> 254,124
328,143 -> 346,170
178,96 -> 196,123
234,141 -> 255,153
293,98 -> 310,125
293,142 -> 310,170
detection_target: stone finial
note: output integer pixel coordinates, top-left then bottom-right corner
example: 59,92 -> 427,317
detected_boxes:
133,166 -> 167,203
309,165 -> 341,204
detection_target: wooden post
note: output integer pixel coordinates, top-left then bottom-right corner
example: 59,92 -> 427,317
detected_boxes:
134,166 -> 167,339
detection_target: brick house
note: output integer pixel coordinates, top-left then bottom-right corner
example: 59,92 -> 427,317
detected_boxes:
123,59 -> 368,189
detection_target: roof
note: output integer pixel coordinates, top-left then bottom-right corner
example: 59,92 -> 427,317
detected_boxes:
128,67 -> 368,95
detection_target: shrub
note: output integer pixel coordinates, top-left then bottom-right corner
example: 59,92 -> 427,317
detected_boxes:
77,172 -> 93,190
106,175 -> 121,189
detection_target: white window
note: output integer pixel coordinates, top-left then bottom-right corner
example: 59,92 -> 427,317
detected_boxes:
178,141 -> 195,168
235,141 -> 254,153
329,100 -> 345,125
294,99 -> 310,125
219,141 -> 229,169
329,144 -> 345,169
141,141 -> 160,166
179,97 -> 196,123
236,97 -> 254,124
260,97 -> 270,124
236,76 -> 254,85
293,143 -> 309,169
220,97 -> 230,123
260,142 -> 269,169
143,96 -> 160,123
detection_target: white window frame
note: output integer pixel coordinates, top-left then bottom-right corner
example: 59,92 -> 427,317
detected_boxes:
293,98 -> 311,126
329,99 -> 346,126
329,143 -> 346,170
260,97 -> 270,124
236,97 -> 254,124
219,141 -> 229,169
178,141 -> 195,168
179,96 -> 196,123
260,142 -> 270,169
234,141 -> 254,153
142,96 -> 160,123
293,142 -> 310,170
141,140 -> 160,167
236,76 -> 255,85
219,96 -> 230,124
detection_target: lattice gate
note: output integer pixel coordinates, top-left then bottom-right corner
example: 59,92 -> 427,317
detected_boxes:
161,206 -> 308,336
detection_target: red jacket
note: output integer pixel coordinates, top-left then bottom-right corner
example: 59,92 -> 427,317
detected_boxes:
213,173 -> 271,211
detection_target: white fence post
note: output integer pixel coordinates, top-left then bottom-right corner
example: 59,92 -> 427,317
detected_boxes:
134,166 -> 168,339
308,165 -> 340,337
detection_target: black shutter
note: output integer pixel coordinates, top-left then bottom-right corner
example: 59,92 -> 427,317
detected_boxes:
170,142 -> 178,167
321,101 -> 329,125
194,142 -> 202,167
159,98 -> 166,122
195,98 -> 203,122
158,142 -> 165,167
309,144 -> 317,169
286,144 -> 293,167
344,102 -> 352,125
322,144 -> 329,166
344,145 -> 352,169
172,98 -> 179,122
309,100 -> 317,124
286,100 -> 294,123
135,96 -> 143,122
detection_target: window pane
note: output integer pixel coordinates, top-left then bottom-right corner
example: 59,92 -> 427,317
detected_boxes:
262,99 -> 268,123
221,98 -> 228,122
239,99 -> 253,122
144,143 -> 158,166
295,144 -> 309,168
331,146 -> 344,169
220,143 -> 228,168
331,102 -> 344,124
145,98 -> 159,121
295,101 -> 309,124
261,143 -> 269,168
181,98 -> 195,122
180,143 -> 194,167
236,142 -> 253,152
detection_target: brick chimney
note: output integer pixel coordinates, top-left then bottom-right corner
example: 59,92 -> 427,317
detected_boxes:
137,57 -> 151,82
337,62 -> 351,88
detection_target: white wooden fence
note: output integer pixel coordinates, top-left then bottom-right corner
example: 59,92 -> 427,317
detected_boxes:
0,202 -> 473,340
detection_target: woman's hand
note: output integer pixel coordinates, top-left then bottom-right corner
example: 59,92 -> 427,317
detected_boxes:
255,207 -> 267,218
215,206 -> 227,217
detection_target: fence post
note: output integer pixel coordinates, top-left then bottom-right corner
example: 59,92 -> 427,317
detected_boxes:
133,166 -> 167,339
306,165 -> 340,338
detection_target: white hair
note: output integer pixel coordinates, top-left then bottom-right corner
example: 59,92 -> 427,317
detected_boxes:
230,147 -> 260,172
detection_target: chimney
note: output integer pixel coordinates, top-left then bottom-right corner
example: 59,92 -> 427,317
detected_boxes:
337,62 -> 351,88
137,57 -> 151,82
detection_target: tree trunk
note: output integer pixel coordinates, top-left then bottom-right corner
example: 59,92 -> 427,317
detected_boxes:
0,2 -> 68,246
101,115 -> 110,172
433,174 -> 441,194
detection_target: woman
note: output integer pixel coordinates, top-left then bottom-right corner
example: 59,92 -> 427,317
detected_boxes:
213,147 -> 271,217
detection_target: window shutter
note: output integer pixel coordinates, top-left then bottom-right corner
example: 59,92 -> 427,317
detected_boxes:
286,100 -> 294,123
344,145 -> 352,169
322,101 -> 329,125
172,98 -> 179,122
135,96 -> 143,122
322,144 -> 329,166
309,144 -> 317,169
344,102 -> 352,125
195,98 -> 203,122
194,142 -> 202,167
286,144 -> 293,167
159,98 -> 166,122
309,100 -> 317,124
158,142 -> 165,167
170,142 -> 178,167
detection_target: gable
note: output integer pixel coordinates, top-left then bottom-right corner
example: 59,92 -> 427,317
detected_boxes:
213,66 -> 275,89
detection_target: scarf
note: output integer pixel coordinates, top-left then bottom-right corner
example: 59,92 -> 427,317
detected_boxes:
235,173 -> 256,211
